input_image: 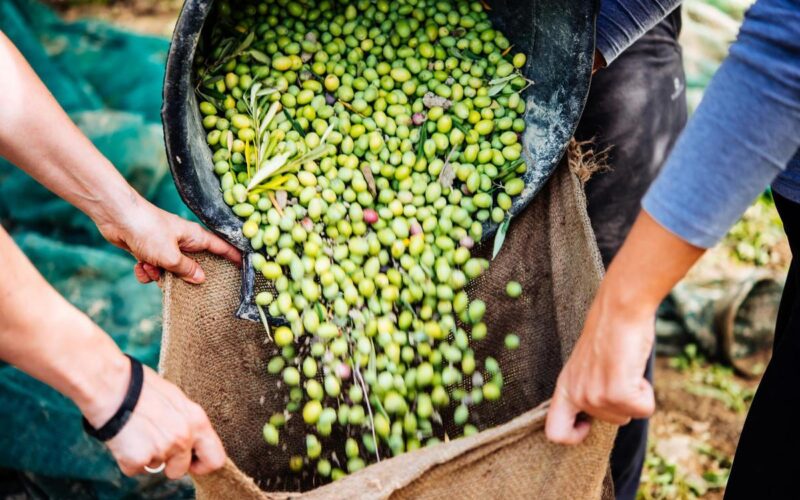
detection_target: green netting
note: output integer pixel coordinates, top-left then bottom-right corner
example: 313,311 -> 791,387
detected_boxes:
0,1 -> 193,498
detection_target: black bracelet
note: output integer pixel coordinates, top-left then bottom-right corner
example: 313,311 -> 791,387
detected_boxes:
82,354 -> 144,442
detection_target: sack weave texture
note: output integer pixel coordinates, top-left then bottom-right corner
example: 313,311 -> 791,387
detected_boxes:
160,155 -> 616,500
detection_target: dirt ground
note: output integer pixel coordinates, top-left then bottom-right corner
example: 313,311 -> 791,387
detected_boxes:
641,356 -> 763,499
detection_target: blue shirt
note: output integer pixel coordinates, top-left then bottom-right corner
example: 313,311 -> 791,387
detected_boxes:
597,0 -> 800,248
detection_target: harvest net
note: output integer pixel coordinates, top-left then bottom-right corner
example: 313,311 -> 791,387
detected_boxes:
160,148 -> 617,499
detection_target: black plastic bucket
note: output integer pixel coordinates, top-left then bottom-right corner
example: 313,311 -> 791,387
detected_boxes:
163,0 -> 597,322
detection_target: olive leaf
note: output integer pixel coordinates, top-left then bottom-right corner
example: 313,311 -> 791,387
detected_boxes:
361,164 -> 377,197
276,190 -> 288,209
203,75 -> 224,87
438,145 -> 459,189
283,108 -> 306,136
492,215 -> 513,260
260,101 -> 282,137
247,152 -> 291,191
488,74 -> 517,86
416,122 -> 429,159
235,31 -> 256,56
226,131 -> 234,157
249,82 -> 262,114
449,47 -> 482,62
249,49 -> 270,64
197,87 -> 226,102
315,302 -> 326,322
438,161 -> 456,189
498,158 -> 525,181
488,82 -> 510,97
320,121 -> 335,144
450,117 -> 470,135
256,304 -> 273,342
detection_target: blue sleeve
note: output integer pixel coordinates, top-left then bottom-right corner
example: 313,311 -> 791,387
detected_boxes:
642,0 -> 800,248
596,0 -> 681,64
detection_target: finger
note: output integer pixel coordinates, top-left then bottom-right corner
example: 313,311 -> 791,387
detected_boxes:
114,448 -> 156,477
125,450 -> 166,477
627,379 -> 656,419
164,252 -> 206,284
546,386 -> 592,445
134,263 -> 152,284
189,424 -> 227,475
164,449 -> 193,480
203,232 -> 242,266
142,262 -> 162,282
599,378 -> 656,421
583,407 -> 633,427
144,458 -> 166,475
179,223 -> 242,266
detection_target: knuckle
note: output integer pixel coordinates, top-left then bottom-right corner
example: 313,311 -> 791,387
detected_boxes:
606,388 -> 630,407
583,389 -> 603,409
150,446 -> 168,464
191,222 -> 207,236
185,222 -> 206,240
118,463 -> 138,477
189,402 -> 210,424
210,453 -> 226,470
174,426 -> 193,450
162,253 -> 183,269
203,450 -> 227,472
121,453 -> 150,474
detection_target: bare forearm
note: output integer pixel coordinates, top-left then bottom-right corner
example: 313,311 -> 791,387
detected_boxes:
546,210 -> 704,443
601,210 -> 705,315
0,226 -> 128,426
0,32 -> 141,229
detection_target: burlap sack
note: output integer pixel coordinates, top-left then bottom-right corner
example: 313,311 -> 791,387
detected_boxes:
160,151 -> 616,499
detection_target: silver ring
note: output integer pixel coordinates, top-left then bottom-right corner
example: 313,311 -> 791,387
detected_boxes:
144,463 -> 166,474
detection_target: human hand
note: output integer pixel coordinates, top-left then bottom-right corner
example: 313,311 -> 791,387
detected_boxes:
82,363 -> 226,479
545,283 -> 656,445
95,197 -> 241,284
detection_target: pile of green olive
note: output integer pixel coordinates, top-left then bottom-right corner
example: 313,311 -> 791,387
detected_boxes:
195,0 -> 529,481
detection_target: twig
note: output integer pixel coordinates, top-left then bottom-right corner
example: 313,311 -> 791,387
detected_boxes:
268,192 -> 285,217
353,361 -> 380,462
257,304 -> 273,342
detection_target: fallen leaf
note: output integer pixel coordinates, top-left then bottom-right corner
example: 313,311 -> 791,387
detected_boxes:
493,215 -> 513,260
361,165 -> 377,197
249,49 -> 270,64
423,92 -> 452,110
276,190 -> 288,209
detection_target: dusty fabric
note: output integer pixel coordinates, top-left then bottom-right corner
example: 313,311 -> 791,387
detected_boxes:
160,153 -> 616,499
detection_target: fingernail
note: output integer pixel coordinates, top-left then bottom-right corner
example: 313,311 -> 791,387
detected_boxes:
192,267 -> 206,283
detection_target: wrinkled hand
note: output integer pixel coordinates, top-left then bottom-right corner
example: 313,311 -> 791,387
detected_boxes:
545,286 -> 656,445
84,365 -> 226,478
97,199 -> 241,284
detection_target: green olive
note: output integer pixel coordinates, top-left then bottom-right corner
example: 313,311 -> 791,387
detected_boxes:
199,0 -> 532,475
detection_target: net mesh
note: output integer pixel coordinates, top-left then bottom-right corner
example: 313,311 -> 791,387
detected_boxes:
160,148 -> 616,499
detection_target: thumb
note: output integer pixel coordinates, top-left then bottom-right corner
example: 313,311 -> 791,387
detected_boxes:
164,252 -> 206,284
546,386 -> 592,445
